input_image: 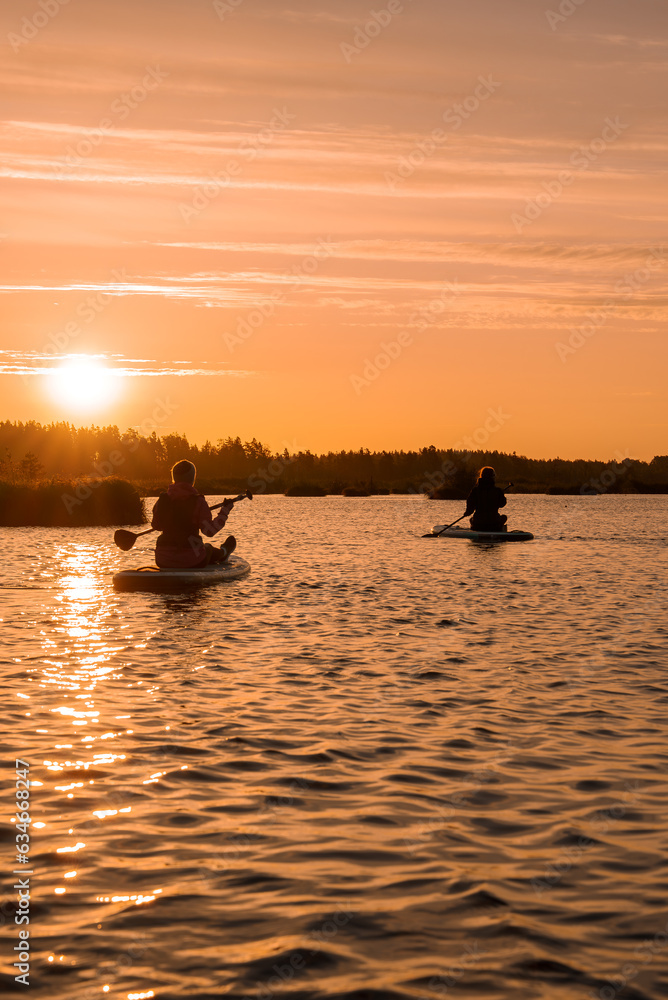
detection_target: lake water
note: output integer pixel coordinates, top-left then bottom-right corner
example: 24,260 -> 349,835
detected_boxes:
1,494 -> 668,1000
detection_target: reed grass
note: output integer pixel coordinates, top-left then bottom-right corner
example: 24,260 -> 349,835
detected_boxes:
0,477 -> 145,527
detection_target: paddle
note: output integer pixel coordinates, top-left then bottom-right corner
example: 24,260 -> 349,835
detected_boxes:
422,513 -> 467,538
114,489 -> 253,551
422,482 -> 515,538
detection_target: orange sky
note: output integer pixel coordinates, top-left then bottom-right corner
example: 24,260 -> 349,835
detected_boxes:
1,0 -> 666,460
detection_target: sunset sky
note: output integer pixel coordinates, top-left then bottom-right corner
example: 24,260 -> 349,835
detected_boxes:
1,0 -> 666,460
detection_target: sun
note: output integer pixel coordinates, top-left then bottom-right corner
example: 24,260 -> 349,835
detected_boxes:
48,358 -> 119,411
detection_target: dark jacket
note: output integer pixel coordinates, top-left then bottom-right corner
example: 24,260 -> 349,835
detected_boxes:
151,482 -> 230,567
465,483 -> 507,529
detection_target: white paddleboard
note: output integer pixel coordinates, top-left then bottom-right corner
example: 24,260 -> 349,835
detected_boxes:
430,526 -> 534,542
113,554 -> 251,592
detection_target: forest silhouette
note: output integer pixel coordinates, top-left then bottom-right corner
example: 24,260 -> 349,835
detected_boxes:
1,420 -> 666,497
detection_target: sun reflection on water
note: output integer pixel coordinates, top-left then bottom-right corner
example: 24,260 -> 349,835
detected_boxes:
95,890 -> 163,906
41,546 -> 127,697
12,535 -> 251,1000
93,806 -> 132,819
56,843 -> 86,854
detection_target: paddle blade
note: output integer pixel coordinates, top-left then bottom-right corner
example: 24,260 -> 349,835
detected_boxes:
114,529 -> 137,551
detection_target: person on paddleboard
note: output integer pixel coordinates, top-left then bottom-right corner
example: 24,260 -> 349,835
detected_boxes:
151,460 -> 236,568
464,466 -> 508,532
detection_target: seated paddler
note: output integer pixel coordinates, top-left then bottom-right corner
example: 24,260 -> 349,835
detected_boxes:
151,460 -> 236,568
464,466 -> 508,531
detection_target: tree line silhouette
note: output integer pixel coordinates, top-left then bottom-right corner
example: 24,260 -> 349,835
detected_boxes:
0,420 -> 666,494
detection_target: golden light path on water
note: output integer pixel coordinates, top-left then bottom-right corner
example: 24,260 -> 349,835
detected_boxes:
9,542 -> 167,998
2,496 -> 668,999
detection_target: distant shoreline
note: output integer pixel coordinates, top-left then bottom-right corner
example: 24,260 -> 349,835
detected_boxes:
1,420 -> 667,525
135,480 -> 668,498
1,476 -> 667,529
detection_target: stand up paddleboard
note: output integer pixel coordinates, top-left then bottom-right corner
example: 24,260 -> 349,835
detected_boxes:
113,554 -> 251,592
429,526 -> 534,542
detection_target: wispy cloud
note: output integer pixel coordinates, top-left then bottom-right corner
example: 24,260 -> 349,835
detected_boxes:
152,239 -> 668,271
591,34 -> 668,49
267,9 -> 358,25
0,351 -> 253,378
1,118 -> 663,218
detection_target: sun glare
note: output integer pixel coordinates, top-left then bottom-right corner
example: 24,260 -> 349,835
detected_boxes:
49,359 -> 119,411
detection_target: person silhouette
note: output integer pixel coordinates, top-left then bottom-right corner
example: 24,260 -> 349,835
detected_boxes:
464,467 -> 508,531
151,460 -> 236,567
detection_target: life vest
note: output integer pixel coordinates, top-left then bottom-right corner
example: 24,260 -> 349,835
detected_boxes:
152,492 -> 202,548
469,483 -> 505,515
468,484 -> 507,530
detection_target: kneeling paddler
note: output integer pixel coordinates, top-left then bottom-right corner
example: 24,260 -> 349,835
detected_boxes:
464,466 -> 508,532
152,460 -> 236,568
